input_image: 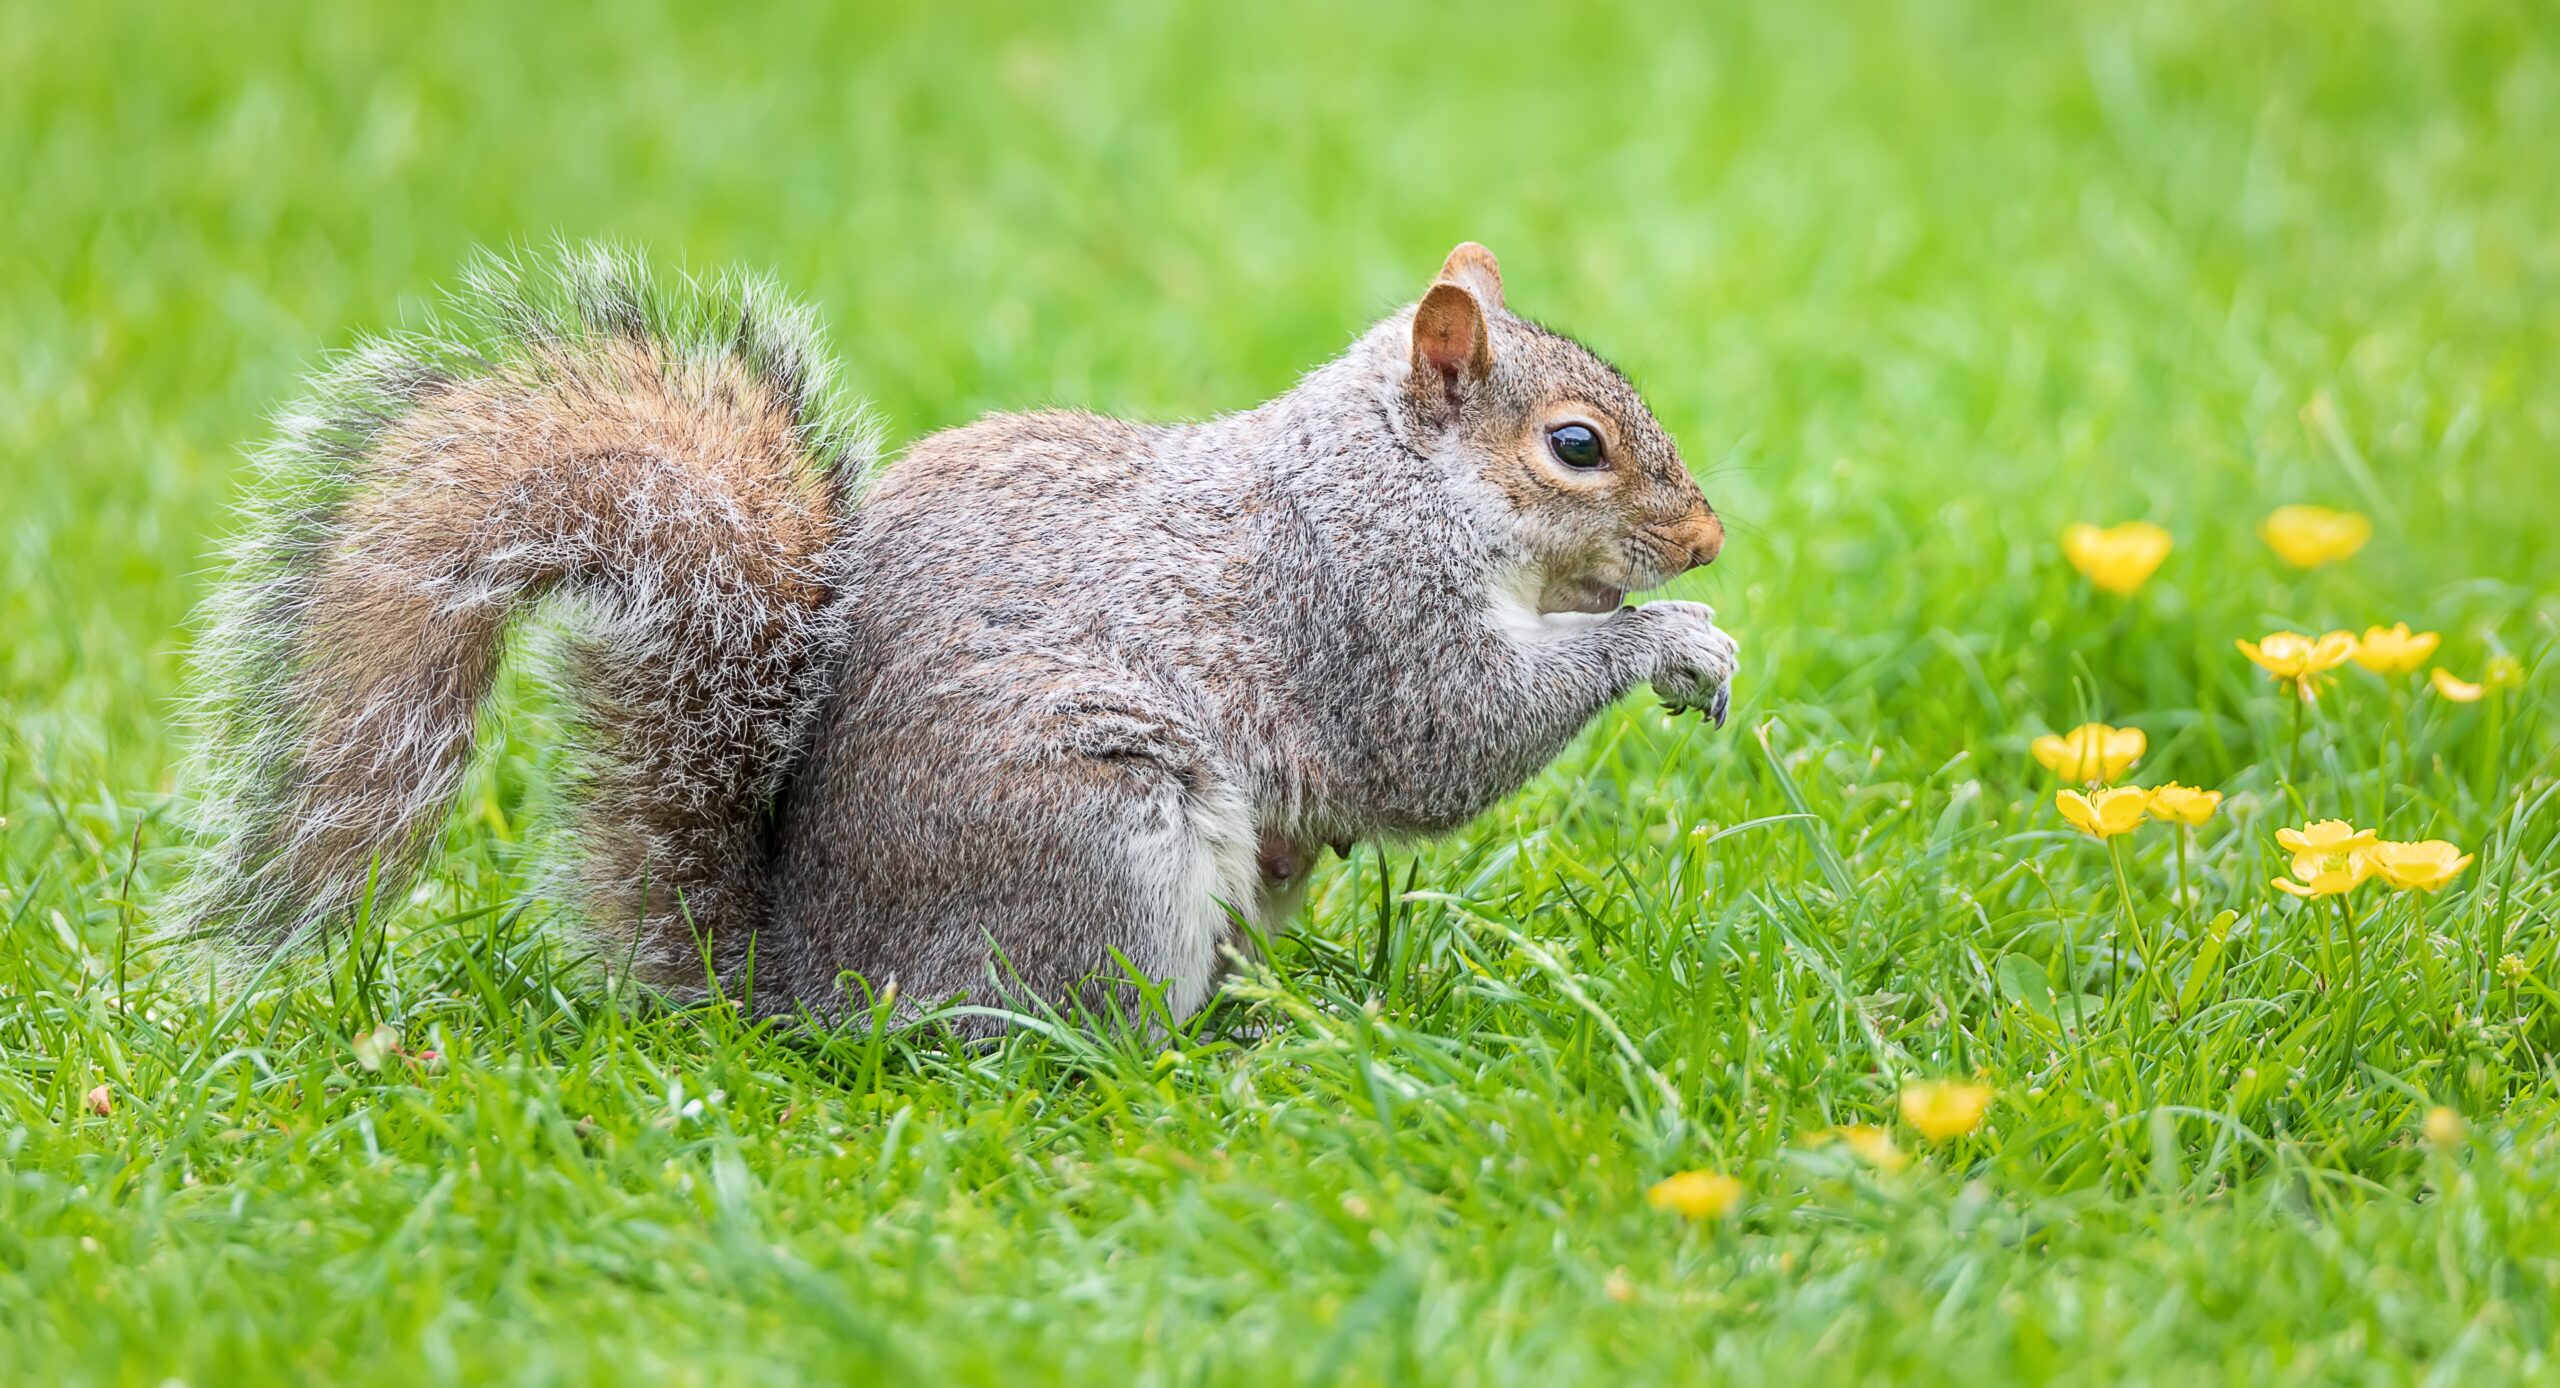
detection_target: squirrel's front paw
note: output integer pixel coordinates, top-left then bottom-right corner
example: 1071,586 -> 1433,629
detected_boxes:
1637,600 -> 1738,727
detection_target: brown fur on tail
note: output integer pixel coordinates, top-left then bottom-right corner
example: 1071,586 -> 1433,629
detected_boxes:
175,246 -> 870,987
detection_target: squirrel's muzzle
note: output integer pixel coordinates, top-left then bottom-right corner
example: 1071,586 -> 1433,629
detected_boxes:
1650,508 -> 1725,573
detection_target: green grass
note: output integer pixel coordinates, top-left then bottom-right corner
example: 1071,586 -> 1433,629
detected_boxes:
6,0 -> 2560,1381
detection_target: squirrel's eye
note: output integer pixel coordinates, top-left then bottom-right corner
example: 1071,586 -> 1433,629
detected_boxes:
1546,422 -> 1606,471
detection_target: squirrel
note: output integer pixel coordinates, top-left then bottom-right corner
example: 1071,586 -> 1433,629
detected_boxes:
174,241 -> 1736,1029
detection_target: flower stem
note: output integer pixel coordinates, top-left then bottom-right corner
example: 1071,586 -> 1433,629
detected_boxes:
2174,825 -> 2192,921
2106,838 -> 2154,1027
2414,891 -> 2441,1039
2168,826 -> 2195,1015
2379,680 -> 2404,831
2333,892 -> 2367,1064
2283,691 -> 2324,819
2311,891 -> 2338,993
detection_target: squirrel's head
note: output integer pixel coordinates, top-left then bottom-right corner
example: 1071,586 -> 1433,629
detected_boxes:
1398,242 -> 1722,615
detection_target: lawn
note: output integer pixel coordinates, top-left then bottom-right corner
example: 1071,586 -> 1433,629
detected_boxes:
5,0 -> 2559,1381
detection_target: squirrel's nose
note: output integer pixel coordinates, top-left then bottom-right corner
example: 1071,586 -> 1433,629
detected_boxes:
1655,507 -> 1724,572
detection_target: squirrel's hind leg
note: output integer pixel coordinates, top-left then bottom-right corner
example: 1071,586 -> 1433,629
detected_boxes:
1071,753 -> 1261,1026
770,682 -> 1260,1033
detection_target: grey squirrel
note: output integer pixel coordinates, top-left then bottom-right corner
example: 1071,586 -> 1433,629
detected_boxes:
175,241 -> 1736,1028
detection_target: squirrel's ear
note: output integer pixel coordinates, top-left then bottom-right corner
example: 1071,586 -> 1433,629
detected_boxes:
1413,282 -> 1495,414
1411,243 -> 1502,416
1436,242 -> 1504,311
1411,282 -> 1494,407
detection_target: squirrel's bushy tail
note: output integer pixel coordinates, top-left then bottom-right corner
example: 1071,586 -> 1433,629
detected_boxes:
174,244 -> 872,986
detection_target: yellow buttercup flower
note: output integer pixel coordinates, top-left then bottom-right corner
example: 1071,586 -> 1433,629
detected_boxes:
2062,521 -> 2172,596
2031,723 -> 2146,783
1828,1124 -> 1908,1172
2272,819 -> 2377,898
2276,819 -> 2377,859
2274,859 -> 2370,898
2430,668 -> 2485,703
2351,623 -> 2439,675
2238,630 -> 2358,701
1646,1170 -> 1743,1220
2146,783 -> 2221,825
2057,788 -> 2147,839
2424,1107 -> 2465,1150
1900,1082 -> 1994,1141
2365,839 -> 2473,893
2260,504 -> 2372,568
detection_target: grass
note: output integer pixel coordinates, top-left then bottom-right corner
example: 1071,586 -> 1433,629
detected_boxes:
5,0 -> 2559,1381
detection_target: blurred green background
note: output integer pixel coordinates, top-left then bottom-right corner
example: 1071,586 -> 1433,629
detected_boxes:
10,0 -> 2553,764
6,0 -> 2560,1382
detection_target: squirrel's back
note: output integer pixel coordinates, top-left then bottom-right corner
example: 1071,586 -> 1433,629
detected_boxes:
845,406 -> 1308,692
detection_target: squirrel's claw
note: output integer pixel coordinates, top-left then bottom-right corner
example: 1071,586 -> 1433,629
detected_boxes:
1665,683 -> 1731,728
